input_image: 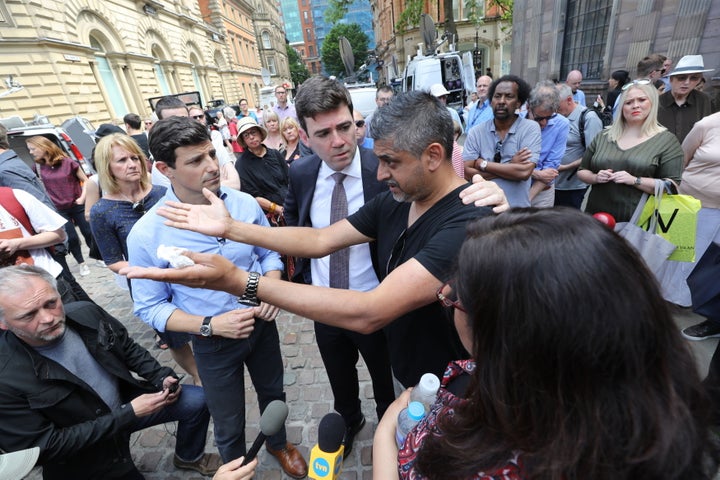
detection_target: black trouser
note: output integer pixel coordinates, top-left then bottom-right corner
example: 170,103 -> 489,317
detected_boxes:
53,251 -> 92,303
314,322 -> 395,422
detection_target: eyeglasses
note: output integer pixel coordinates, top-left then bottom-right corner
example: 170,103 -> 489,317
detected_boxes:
622,78 -> 652,91
672,74 -> 703,83
132,199 -> 145,214
242,130 -> 260,139
385,229 -> 407,276
436,281 -> 466,313
493,140 -> 503,163
191,114 -> 205,120
532,112 -> 556,123
355,120 -> 365,128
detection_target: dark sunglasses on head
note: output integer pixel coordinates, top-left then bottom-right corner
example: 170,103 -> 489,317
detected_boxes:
355,120 -> 365,128
622,78 -> 652,91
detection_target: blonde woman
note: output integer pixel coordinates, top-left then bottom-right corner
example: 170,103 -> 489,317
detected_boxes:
577,80 -> 683,222
263,109 -> 285,152
280,117 -> 301,165
27,136 -> 92,275
89,133 -> 201,384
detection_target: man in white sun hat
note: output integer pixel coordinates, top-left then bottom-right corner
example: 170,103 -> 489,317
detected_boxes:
657,54 -> 714,143
430,83 -> 464,135
0,447 -> 39,480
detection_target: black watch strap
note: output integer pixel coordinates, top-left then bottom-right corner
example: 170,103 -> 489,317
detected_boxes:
238,271 -> 261,306
200,315 -> 213,337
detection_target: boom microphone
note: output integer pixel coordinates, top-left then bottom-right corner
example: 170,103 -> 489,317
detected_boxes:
308,412 -> 346,480
241,400 -> 288,466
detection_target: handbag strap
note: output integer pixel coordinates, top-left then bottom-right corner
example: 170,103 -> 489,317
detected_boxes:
628,180 -> 664,233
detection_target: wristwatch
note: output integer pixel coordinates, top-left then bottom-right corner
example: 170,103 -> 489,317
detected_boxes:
200,316 -> 213,337
479,159 -> 489,171
238,271 -> 261,307
634,176 -> 642,185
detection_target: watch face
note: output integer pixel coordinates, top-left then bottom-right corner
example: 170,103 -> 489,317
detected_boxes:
200,324 -> 212,336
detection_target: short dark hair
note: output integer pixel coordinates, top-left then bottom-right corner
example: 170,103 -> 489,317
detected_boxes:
238,98 -> 249,105
376,85 -> 394,98
123,113 -> 142,130
294,76 -> 353,132
148,116 -> 210,168
154,96 -> 188,120
488,74 -> 532,106
370,90 -> 453,161
637,54 -> 664,78
416,208 -> 716,479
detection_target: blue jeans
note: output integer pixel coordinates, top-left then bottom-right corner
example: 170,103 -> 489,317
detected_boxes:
131,384 -> 210,462
192,320 -> 286,463
58,203 -> 94,264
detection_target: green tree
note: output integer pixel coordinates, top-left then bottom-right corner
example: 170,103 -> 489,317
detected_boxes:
321,23 -> 370,77
286,44 -> 311,87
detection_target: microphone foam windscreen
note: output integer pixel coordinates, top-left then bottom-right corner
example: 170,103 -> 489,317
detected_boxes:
318,413 -> 346,452
259,400 -> 289,436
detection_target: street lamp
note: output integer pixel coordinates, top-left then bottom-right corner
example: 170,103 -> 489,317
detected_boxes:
472,30 -> 483,78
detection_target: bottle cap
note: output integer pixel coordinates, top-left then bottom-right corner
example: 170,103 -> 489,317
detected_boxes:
418,373 -> 440,394
407,401 -> 426,421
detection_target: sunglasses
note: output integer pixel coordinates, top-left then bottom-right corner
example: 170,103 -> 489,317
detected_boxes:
355,120 -> 365,128
672,74 -> 703,83
436,281 -> 465,313
532,112 -> 556,123
191,114 -> 205,120
493,140 -> 503,163
386,229 -> 407,276
132,199 -> 145,214
622,78 -> 652,91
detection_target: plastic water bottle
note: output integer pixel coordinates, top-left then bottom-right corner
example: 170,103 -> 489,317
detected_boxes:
410,373 -> 440,413
396,401 -> 425,449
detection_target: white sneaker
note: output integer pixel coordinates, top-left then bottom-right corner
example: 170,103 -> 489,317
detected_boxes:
79,264 -> 90,276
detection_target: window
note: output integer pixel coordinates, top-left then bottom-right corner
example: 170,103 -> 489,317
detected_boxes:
90,35 -> 129,117
304,11 -> 308,21
452,0 -> 483,21
308,45 -> 314,56
305,28 -> 312,41
560,0 -> 612,80
267,57 -> 277,75
261,31 -> 272,49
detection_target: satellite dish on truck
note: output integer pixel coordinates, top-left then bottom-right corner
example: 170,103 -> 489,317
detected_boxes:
420,14 -> 437,55
339,36 -> 357,84
261,68 -> 272,86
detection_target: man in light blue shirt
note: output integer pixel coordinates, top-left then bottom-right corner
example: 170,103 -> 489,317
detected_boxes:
555,83 -> 603,208
463,75 -> 542,207
526,81 -> 570,207
127,116 -> 308,478
567,70 -> 586,106
465,75 -> 494,130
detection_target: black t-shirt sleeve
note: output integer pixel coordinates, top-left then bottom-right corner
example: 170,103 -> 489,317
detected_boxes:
346,191 -> 383,240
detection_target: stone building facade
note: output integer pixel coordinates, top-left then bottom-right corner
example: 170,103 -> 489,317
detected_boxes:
511,0 -> 720,101
0,0 -> 289,125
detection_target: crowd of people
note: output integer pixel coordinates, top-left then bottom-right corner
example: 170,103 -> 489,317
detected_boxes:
0,50 -> 718,480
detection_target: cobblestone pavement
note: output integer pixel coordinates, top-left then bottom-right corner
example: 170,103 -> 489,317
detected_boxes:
24,258 -> 717,480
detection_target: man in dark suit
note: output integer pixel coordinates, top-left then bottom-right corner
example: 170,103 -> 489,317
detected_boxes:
283,77 -> 395,456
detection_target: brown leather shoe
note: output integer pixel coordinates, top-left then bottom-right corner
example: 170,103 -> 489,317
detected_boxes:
173,453 -> 222,476
266,442 -> 308,479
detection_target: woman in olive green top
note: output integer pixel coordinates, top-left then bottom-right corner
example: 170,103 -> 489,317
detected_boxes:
578,80 -> 683,222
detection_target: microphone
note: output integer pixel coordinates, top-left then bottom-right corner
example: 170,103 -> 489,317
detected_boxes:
309,412 -> 346,480
241,399 -> 288,466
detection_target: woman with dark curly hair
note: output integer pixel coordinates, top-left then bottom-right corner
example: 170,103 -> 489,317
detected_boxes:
374,208 -> 718,480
